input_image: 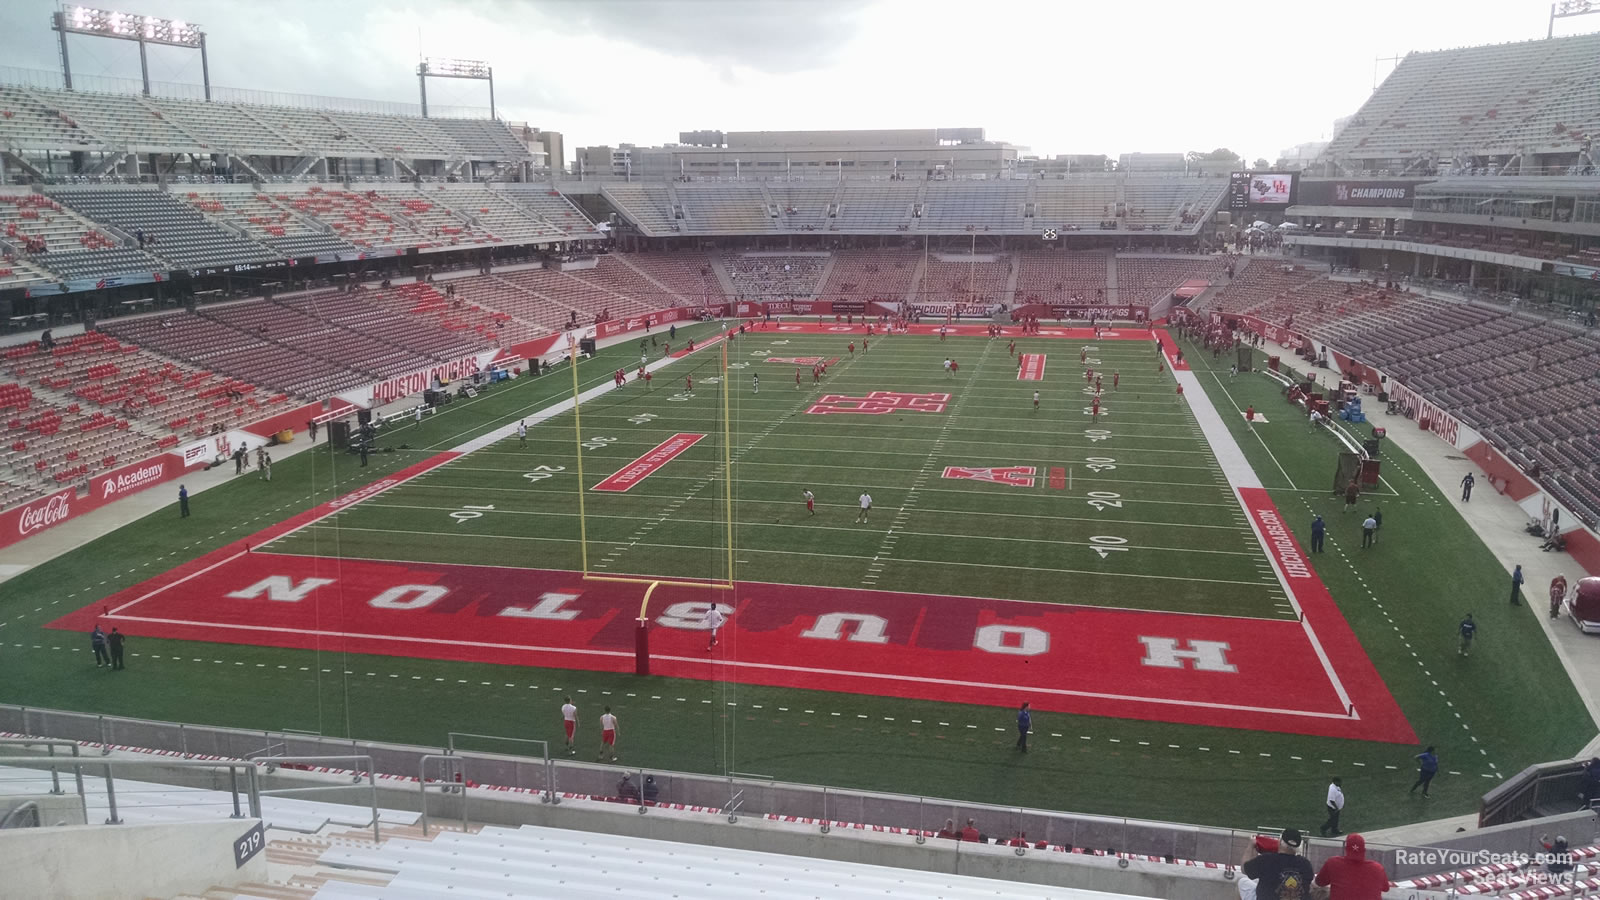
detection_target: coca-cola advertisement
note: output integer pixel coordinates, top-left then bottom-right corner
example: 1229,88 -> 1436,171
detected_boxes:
0,488 -> 77,547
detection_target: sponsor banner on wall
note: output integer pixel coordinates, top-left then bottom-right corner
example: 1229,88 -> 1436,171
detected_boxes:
1384,380 -> 1470,449
0,451 -> 187,551
0,488 -> 78,548
93,455 -> 180,504
1294,180 -> 1425,208
1237,314 -> 1305,350
337,349 -> 500,407
1049,305 -> 1140,320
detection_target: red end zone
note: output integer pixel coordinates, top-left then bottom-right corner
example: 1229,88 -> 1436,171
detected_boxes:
48,467 -> 1413,742
1017,354 -> 1046,381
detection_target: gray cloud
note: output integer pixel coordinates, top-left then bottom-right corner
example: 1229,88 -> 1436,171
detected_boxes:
522,0 -> 872,73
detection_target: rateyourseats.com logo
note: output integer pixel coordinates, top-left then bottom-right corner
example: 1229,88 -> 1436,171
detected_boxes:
1395,848 -> 1574,872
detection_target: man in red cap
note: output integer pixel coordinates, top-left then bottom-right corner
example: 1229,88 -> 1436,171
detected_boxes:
1314,833 -> 1389,900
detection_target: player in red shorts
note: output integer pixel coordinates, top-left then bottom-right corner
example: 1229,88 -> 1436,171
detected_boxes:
1176,383 -> 1184,395
644,370 -> 653,389
803,488 -> 815,516
862,336 -> 869,352
1246,404 -> 1256,421
685,374 -> 693,393
598,707 -> 619,762
1091,396 -> 1100,417
1084,367 -> 1093,384
812,365 -> 820,384
1095,376 -> 1102,393
848,341 -> 855,358
795,367 -> 802,390
560,697 -> 578,755
1008,340 -> 1015,357
1113,371 -> 1119,390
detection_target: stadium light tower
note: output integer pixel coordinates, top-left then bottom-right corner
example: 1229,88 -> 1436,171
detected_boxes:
51,5 -> 210,98
1550,0 -> 1599,36
417,57 -> 495,120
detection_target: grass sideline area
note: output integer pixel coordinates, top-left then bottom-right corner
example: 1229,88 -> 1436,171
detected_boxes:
0,319 -> 1589,833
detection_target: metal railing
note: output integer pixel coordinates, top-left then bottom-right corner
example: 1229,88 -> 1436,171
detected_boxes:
0,754 -> 260,826
243,754 -> 381,843
0,702 -> 1562,876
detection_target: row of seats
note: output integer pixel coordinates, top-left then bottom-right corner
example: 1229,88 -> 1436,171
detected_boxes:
722,255 -> 828,299
819,249 -> 920,302
1324,30 -> 1600,165
1206,269 -> 1600,526
0,82 -> 532,162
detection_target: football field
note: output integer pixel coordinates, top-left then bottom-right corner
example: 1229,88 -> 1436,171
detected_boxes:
10,319 -> 1590,830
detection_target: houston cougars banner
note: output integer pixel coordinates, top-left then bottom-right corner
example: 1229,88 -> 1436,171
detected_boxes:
337,349 -> 501,407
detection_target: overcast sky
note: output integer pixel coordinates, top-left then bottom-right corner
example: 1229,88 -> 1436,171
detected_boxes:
2,0 -> 1594,165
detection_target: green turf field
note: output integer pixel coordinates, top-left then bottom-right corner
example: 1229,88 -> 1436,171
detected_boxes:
0,320 -> 1590,833
262,329 -> 1289,620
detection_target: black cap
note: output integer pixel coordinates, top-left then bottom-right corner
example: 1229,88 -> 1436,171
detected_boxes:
1281,828 -> 1303,847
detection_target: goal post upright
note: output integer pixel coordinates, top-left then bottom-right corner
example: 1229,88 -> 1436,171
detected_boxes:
569,333 -> 589,576
722,338 -> 736,587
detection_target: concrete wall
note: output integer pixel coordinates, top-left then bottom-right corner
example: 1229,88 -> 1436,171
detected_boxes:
0,818 -> 265,900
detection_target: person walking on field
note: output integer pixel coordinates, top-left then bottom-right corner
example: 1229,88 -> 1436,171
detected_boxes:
1361,514 -> 1377,549
1344,478 -> 1360,512
1321,777 -> 1345,837
107,627 -> 125,670
560,697 -> 578,755
1551,574 -> 1569,619
752,373 -> 759,394
597,707 -> 620,762
856,491 -> 872,524
177,484 -> 189,518
1510,564 -> 1525,606
1458,614 -> 1477,656
1411,746 -> 1438,797
803,489 -> 815,517
90,625 -> 110,668
1310,514 -> 1325,553
1460,472 -> 1475,502
704,605 -> 727,652
1015,702 -> 1032,752
518,420 -> 527,447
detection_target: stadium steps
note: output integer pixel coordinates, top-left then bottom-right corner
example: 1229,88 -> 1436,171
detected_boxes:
1002,253 -> 1021,304
611,253 -> 695,305
902,253 -> 928,306
709,255 -> 741,299
810,253 -> 838,302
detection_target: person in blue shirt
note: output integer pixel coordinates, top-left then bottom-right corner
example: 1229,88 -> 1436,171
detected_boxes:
1310,515 -> 1326,553
1411,746 -> 1439,797
1459,614 -> 1477,656
1015,702 -> 1031,753
1510,564 -> 1524,606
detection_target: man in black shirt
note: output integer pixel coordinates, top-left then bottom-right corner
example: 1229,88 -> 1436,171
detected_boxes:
1242,828 -> 1314,900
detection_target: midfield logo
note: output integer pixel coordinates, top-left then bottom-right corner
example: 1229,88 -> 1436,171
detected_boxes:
942,466 -> 1037,487
807,391 -> 951,415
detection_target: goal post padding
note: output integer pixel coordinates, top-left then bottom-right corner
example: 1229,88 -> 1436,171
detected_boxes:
1333,451 -> 1362,494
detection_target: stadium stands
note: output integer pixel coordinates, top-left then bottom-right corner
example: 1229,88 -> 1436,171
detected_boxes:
2,83 -> 533,165
1205,268 -> 1600,526
601,183 -> 677,235
1115,257 -> 1228,307
621,252 -> 721,300
5,331 -> 282,442
313,823 -> 1079,900
915,254 -> 1011,305
179,188 -> 356,258
496,184 -> 607,240
50,187 -> 281,270
721,254 -> 828,299
0,188 -> 164,280
820,249 -> 920,302
1014,252 -> 1108,303
0,376 -> 171,503
1322,31 -> 1600,169
919,181 -> 1028,232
